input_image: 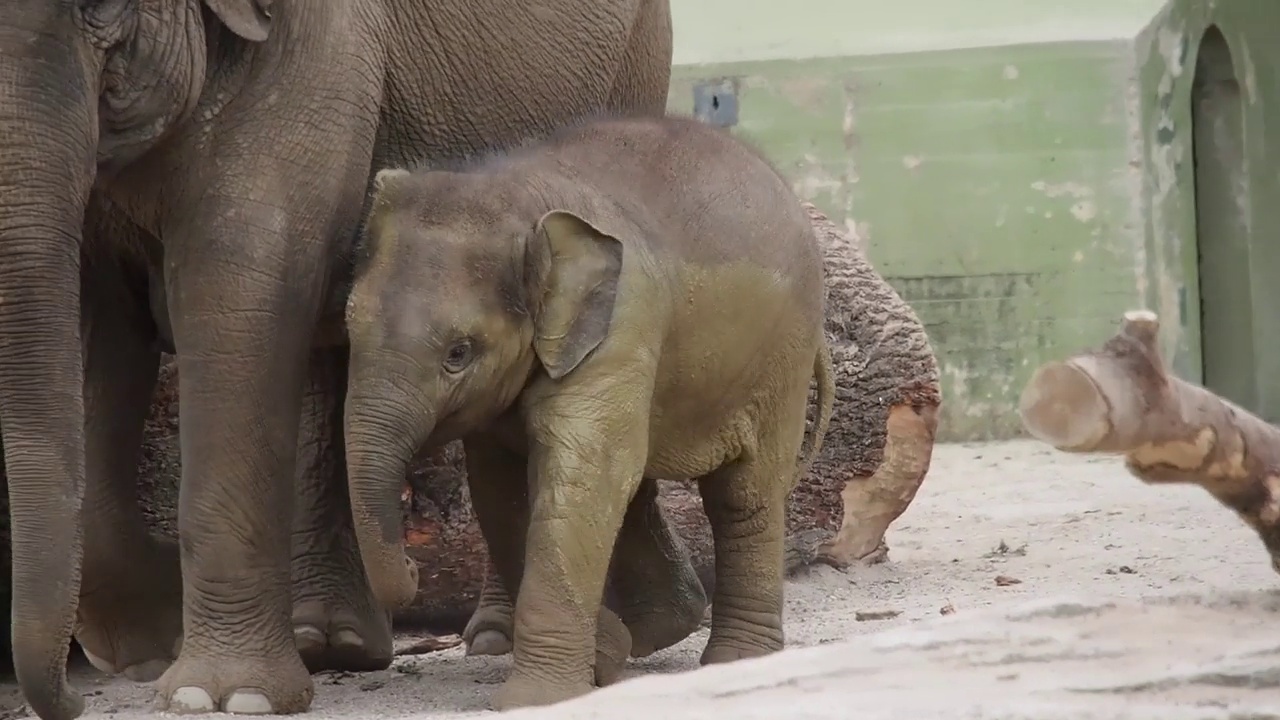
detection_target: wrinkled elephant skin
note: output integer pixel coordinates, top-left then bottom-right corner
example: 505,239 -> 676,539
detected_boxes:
343,117 -> 836,710
0,1 -> 681,718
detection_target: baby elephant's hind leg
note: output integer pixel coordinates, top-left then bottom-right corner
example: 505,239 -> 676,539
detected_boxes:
463,565 -> 515,657
697,420 -> 804,664
611,478 -> 708,657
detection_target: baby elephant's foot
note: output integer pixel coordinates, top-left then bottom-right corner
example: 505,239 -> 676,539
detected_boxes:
462,600 -> 514,657
621,589 -> 707,658
76,540 -> 184,682
699,636 -> 782,666
593,608 -> 632,687
292,601 -> 393,673
490,674 -> 593,712
154,647 -> 314,715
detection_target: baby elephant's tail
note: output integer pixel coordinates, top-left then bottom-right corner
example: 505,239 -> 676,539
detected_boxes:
799,340 -> 836,473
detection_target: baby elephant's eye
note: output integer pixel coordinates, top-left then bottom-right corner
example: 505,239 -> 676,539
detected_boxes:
442,338 -> 475,373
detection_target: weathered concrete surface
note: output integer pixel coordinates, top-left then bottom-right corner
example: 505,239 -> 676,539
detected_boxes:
505,590 -> 1280,720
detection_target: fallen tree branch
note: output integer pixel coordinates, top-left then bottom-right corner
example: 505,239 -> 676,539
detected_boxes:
1018,310 -> 1280,572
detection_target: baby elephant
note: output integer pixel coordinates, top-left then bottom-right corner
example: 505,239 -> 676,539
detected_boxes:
343,116 -> 834,710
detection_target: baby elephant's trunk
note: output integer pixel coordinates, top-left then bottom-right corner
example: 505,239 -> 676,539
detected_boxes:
799,341 -> 836,473
343,380 -> 428,609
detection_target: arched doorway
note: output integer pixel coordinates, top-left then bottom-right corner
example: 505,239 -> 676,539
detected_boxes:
1191,26 -> 1253,409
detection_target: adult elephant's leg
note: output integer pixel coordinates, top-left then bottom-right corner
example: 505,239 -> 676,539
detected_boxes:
291,345 -> 393,673
151,201 -> 330,715
75,223 -> 183,682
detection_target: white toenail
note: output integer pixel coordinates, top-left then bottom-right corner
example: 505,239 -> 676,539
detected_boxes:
171,687 -> 217,712
333,629 -> 364,648
225,691 -> 274,714
80,648 -> 115,675
123,659 -> 171,683
294,625 -> 325,644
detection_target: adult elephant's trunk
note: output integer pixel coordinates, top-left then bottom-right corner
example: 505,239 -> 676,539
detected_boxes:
344,367 -> 429,610
0,28 -> 98,720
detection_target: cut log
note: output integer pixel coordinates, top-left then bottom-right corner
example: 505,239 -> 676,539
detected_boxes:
799,203 -> 941,569
1019,310 -> 1280,573
0,200 -> 943,644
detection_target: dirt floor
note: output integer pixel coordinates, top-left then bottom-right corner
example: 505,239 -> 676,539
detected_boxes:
11,439 -> 1278,718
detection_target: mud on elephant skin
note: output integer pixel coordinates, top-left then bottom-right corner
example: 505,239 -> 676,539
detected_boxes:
422,203 -> 944,653
460,473 -> 708,664
0,0 -> 680,717
340,116 -> 835,710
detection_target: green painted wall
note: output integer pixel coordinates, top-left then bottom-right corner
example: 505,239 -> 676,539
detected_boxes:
668,0 -> 1280,440
1133,2 -> 1280,421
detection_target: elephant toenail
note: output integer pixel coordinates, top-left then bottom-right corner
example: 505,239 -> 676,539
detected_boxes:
293,625 -> 326,647
332,629 -> 365,648
123,659 -> 172,683
225,690 -> 274,714
170,687 -> 217,712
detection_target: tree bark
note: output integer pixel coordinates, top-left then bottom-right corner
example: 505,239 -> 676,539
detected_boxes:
799,202 -> 941,569
0,200 -> 944,639
1019,309 -> 1280,573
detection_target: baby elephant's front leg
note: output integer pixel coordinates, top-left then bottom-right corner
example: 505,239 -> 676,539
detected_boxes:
490,390 -> 649,711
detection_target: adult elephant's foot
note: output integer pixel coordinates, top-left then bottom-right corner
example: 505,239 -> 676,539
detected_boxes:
489,674 -> 594,711
75,537 -> 184,682
154,645 -> 314,714
291,545 -> 394,673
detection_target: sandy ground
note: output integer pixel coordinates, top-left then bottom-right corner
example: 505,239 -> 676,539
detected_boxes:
20,439 -> 1280,718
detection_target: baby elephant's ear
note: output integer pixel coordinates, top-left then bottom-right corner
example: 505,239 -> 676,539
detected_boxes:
527,210 -> 624,380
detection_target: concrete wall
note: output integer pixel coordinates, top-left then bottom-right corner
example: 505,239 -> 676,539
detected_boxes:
667,0 -> 1280,440
1134,1 -> 1280,422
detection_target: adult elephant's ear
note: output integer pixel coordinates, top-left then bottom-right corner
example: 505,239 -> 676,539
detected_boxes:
527,210 -> 624,380
205,0 -> 273,42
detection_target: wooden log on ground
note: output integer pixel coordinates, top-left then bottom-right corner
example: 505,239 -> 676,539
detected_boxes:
0,200 -> 943,640
798,202 -> 941,569
1019,309 -> 1280,573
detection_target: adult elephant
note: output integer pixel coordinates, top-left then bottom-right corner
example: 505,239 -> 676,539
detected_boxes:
0,1 -> 691,719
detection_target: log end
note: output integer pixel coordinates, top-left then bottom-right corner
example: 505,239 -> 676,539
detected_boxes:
1019,361 -> 1111,451
1119,310 -> 1161,350
816,404 -> 935,568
